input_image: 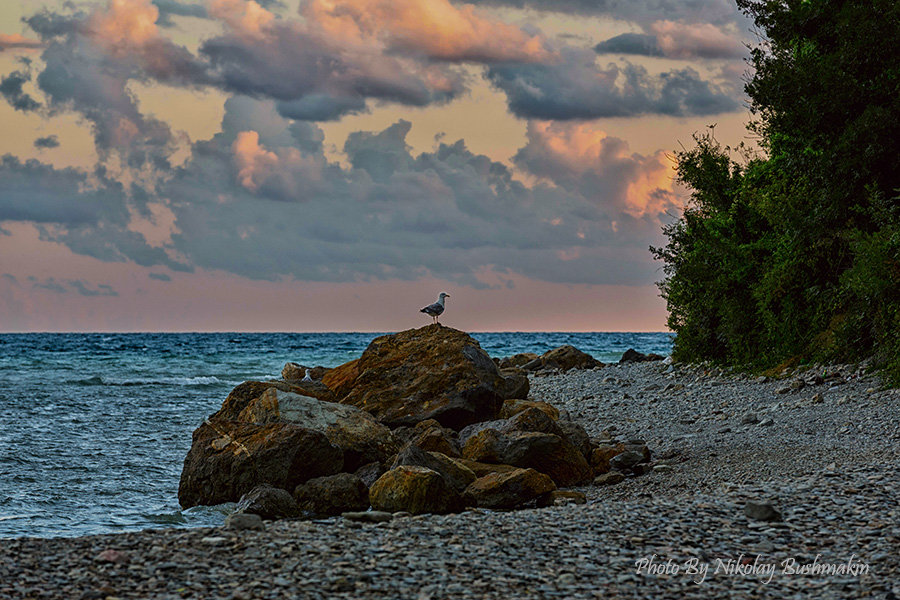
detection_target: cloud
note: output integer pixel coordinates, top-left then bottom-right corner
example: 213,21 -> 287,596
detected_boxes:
302,0 -> 551,63
595,20 -> 745,60
34,135 -> 60,149
0,71 -> 41,112
148,272 -> 171,281
152,0 -> 208,27
486,47 -> 741,120
462,0 -> 743,26
0,34 -> 43,52
27,276 -> 118,296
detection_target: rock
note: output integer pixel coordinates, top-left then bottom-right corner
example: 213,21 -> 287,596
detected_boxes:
653,464 -> 673,473
741,414 -> 759,424
593,472 -> 625,486
521,358 -> 544,371
497,353 -> 540,369
462,468 -> 556,509
218,381 -> 335,418
224,513 -> 265,531
499,399 -> 560,421
391,444 -> 477,494
369,466 -> 464,514
354,462 -> 386,488
235,484 -> 298,520
540,345 -> 604,371
342,510 -> 393,523
590,443 -> 626,475
744,501 -> 782,522
95,550 -> 129,564
458,407 -> 564,447
325,325 -> 506,430
759,417 -> 775,427
536,490 -> 587,507
282,362 -> 329,381
294,473 -> 369,516
498,368 -> 530,400
462,430 -> 593,487
556,420 -> 592,459
618,348 -> 659,363
456,459 -> 521,478
407,420 -> 461,458
609,450 -> 646,473
234,387 -> 399,471
178,421 -> 344,508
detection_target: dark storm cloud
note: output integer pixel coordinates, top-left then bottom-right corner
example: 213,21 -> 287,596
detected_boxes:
486,48 -> 740,120
461,0 -> 742,25
594,33 -> 663,57
68,280 -> 119,296
0,71 -> 41,112
30,277 -> 68,294
148,272 -> 172,281
34,135 -> 60,149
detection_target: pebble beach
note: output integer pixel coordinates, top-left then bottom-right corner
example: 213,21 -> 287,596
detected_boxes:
2,360 -> 898,599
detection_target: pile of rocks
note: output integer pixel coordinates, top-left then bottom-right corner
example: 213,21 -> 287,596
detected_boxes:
178,325 -> 652,519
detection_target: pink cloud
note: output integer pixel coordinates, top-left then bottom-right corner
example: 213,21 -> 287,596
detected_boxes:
0,33 -> 43,52
208,0 -> 275,39
232,130 -> 279,191
303,0 -> 551,63
89,0 -> 161,49
649,20 -> 744,60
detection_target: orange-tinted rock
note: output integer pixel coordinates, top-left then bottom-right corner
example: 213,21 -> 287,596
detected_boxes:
456,459 -> 521,478
282,362 -> 329,381
369,466 -> 464,514
321,359 -> 360,399
541,345 -> 604,371
178,420 -> 343,508
461,429 -> 505,463
331,325 -> 505,430
499,399 -> 560,421
391,445 -> 476,493
497,353 -> 540,369
463,468 -> 556,509
217,381 -> 336,421
590,443 -> 626,475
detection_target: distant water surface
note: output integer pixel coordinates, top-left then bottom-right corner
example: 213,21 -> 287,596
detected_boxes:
0,331 -> 672,539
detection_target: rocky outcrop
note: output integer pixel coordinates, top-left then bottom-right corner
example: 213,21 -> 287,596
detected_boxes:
462,468 -> 556,509
282,362 -> 329,381
235,484 -> 298,520
497,368 -> 530,400
369,466 -> 464,514
178,421 -> 343,508
324,325 -> 505,430
293,473 -> 369,516
497,353 -> 539,369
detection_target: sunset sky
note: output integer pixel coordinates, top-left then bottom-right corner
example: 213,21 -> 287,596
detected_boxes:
0,0 -> 755,332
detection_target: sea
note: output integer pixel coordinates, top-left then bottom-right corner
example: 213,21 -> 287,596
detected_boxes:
0,331 -> 672,539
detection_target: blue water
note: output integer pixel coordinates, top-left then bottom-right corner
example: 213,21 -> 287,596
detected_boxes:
0,331 -> 672,539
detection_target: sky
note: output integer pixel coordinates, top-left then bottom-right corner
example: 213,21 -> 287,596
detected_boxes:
0,0 -> 755,332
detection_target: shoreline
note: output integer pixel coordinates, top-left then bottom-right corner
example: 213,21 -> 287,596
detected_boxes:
2,362 -> 897,598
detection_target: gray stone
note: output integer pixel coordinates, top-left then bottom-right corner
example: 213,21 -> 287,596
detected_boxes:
744,502 -> 782,522
224,513 -> 265,531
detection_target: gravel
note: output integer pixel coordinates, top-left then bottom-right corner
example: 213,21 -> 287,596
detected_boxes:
2,361 -> 897,599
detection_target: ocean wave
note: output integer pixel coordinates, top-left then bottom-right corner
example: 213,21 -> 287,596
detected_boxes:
71,376 -> 225,387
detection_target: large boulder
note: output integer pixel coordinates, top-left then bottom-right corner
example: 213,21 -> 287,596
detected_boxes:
235,484 -> 298,520
462,430 -> 593,487
235,387 -> 399,470
391,444 -> 477,493
619,348 -> 665,363
458,407 -> 565,447
178,421 -> 344,508
498,368 -> 530,400
294,473 -> 370,516
463,468 -> 556,509
541,345 -> 604,371
369,466 -> 464,514
322,325 -> 506,430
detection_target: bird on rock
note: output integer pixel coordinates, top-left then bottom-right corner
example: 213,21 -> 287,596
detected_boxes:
420,292 -> 450,324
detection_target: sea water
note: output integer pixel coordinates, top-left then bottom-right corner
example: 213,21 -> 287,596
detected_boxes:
0,331 -> 672,539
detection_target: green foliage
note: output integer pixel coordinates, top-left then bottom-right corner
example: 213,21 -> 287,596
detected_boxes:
654,0 -> 900,381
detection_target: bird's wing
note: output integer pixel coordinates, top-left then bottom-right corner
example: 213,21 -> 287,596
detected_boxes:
421,301 -> 443,314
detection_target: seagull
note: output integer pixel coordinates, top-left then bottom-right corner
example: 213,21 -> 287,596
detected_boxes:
302,368 -> 313,382
420,292 -> 450,324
